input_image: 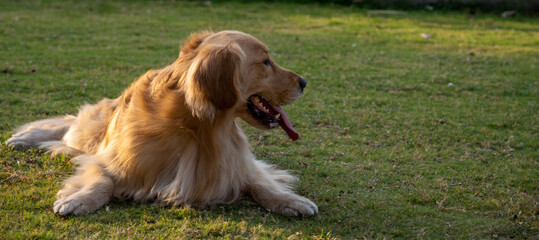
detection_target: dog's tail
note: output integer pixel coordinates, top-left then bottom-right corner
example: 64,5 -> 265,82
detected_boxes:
5,115 -> 83,156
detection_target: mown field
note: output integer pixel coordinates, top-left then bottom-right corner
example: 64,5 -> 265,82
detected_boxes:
0,1 -> 537,239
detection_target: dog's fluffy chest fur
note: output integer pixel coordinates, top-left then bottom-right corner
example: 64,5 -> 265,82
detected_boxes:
93,83 -> 255,206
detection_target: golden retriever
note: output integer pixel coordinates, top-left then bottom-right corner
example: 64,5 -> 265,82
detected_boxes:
6,30 -> 318,216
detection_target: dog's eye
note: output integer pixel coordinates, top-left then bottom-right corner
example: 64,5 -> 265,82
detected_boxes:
263,59 -> 270,66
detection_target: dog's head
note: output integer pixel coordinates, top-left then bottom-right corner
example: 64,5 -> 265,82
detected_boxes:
178,31 -> 305,140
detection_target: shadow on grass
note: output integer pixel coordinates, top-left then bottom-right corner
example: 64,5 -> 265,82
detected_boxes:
60,197 -> 327,238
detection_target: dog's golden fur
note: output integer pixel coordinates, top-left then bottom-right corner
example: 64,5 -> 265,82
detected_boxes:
6,31 -> 317,216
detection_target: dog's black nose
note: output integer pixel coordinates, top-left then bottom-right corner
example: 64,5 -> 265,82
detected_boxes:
299,77 -> 307,91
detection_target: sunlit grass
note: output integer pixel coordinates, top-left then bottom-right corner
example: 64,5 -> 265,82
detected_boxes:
1,1 -> 537,238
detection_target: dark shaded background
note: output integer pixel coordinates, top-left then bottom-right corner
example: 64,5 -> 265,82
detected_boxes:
236,0 -> 539,14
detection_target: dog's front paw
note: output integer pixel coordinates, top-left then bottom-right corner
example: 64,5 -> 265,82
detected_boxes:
267,194 -> 318,216
53,198 -> 94,216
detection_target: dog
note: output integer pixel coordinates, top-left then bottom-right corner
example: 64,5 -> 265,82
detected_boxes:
6,30 -> 318,216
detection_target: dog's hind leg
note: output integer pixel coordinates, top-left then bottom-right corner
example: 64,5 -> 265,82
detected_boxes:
53,156 -> 113,216
5,115 -> 76,152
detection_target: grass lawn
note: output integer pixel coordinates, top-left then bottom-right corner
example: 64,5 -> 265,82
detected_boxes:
1,0 -> 538,239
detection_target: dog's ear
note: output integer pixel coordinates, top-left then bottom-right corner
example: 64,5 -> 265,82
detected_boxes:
184,43 -> 245,120
179,31 -> 213,57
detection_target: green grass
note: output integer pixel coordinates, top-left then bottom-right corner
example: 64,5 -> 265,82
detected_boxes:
1,0 -> 538,239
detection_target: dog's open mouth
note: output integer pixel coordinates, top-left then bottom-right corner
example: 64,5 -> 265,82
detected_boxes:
246,95 -> 299,141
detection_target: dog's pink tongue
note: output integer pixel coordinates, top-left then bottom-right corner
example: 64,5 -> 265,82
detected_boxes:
271,105 -> 299,141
